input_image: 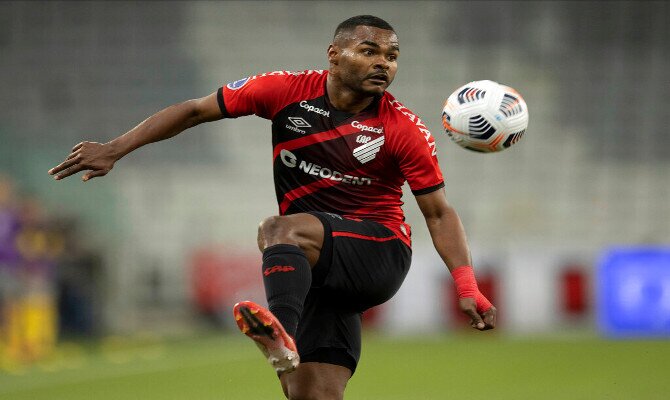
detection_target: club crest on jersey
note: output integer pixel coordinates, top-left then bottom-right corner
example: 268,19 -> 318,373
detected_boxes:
226,77 -> 250,90
353,135 -> 385,164
351,121 -> 385,164
356,135 -> 372,144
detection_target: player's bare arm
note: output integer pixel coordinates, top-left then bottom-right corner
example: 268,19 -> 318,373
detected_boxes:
48,92 -> 222,181
415,189 -> 497,331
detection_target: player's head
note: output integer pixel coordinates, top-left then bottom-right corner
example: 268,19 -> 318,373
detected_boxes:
328,15 -> 399,96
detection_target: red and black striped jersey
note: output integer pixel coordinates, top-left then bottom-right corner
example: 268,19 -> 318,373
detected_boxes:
218,70 -> 444,247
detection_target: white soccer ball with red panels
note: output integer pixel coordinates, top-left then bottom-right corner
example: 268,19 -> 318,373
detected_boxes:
441,80 -> 528,153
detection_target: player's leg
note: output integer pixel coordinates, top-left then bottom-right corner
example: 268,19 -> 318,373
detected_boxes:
236,212 -> 410,398
280,362 -> 351,400
278,287 -> 359,400
255,213 -> 324,338
234,213 -> 324,374
277,212 -> 411,399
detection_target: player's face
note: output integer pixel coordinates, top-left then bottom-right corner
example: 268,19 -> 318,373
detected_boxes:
330,26 -> 399,96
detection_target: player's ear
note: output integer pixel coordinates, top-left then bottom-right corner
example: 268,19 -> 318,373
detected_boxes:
327,44 -> 339,65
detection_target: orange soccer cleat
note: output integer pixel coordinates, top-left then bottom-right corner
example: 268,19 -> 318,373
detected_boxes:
232,301 -> 300,374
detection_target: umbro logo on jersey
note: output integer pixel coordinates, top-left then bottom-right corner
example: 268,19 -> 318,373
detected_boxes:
353,136 -> 385,164
286,117 -> 311,134
288,117 -> 311,128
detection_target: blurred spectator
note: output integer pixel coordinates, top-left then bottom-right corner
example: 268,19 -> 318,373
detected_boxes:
0,172 -> 91,369
0,173 -> 23,367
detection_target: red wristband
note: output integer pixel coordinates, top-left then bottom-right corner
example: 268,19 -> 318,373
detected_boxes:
451,265 -> 478,299
452,265 -> 493,313
475,291 -> 493,313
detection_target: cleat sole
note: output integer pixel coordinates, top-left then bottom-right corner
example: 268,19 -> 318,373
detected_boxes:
233,301 -> 300,374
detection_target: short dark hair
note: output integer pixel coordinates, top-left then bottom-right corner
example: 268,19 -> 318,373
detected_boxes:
333,15 -> 395,40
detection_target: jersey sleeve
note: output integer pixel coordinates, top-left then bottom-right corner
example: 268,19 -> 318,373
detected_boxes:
390,119 -> 445,196
217,72 -> 293,120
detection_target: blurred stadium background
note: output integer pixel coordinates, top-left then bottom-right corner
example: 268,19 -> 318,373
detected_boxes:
1,1 -> 669,398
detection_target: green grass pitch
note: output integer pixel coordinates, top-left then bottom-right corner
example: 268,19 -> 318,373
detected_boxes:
1,332 -> 669,399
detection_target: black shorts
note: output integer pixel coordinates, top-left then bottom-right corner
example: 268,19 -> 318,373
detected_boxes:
296,212 -> 412,374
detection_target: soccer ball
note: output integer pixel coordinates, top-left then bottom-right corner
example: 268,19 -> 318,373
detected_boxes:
441,80 -> 528,153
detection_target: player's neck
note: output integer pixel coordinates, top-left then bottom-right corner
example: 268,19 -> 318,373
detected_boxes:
326,75 -> 376,114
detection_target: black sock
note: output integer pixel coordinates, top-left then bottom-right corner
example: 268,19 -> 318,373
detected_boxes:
262,244 -> 312,338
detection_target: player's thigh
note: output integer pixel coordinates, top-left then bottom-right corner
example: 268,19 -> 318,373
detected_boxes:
309,212 -> 412,310
280,362 -> 351,400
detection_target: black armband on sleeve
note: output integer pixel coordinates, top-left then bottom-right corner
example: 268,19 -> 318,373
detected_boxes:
411,182 -> 445,196
217,87 -> 231,118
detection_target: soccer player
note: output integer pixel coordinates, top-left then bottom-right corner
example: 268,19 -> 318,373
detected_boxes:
49,15 -> 496,400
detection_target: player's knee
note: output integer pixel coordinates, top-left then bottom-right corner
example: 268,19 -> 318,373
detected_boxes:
258,216 -> 289,247
257,214 -> 324,266
258,216 -> 321,251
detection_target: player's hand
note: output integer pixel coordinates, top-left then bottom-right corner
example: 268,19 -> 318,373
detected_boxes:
459,297 -> 496,331
48,141 -> 117,182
